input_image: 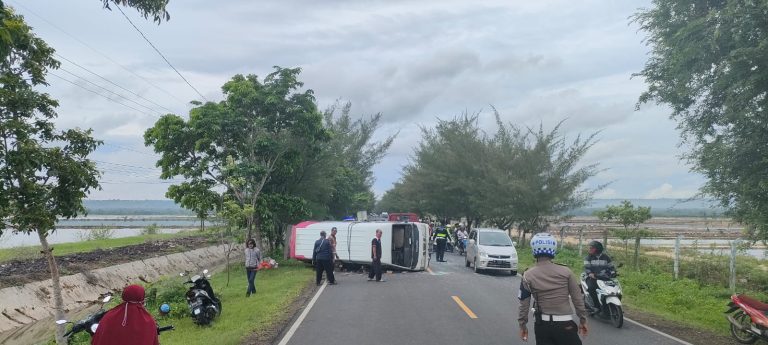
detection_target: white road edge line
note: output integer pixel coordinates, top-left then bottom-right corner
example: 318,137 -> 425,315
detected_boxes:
624,317 -> 694,345
276,281 -> 327,345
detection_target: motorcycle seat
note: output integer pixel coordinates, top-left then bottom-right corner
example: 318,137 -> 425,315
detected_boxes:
739,295 -> 768,312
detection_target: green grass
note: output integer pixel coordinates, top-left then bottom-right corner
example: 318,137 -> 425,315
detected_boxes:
0,231 -> 200,263
63,260 -> 313,345
516,244 -> 749,336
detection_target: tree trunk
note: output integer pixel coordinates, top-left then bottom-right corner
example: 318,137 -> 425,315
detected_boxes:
283,224 -> 291,260
634,235 -> 641,269
38,230 -> 66,345
253,217 -> 262,249
200,218 -> 205,232
246,215 -> 254,242
603,229 -> 608,250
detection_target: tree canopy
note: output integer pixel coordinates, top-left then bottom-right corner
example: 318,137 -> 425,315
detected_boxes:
378,112 -> 599,236
145,67 -> 329,241
634,0 -> 768,241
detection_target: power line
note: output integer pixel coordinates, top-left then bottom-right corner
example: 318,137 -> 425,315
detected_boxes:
114,4 -> 209,102
94,160 -> 161,171
6,0 -> 188,105
48,71 -> 160,118
58,66 -> 162,116
103,143 -> 158,156
55,53 -> 176,115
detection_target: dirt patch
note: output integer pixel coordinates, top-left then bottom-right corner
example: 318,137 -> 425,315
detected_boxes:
623,305 -> 734,345
240,280 -> 318,345
0,236 -> 214,288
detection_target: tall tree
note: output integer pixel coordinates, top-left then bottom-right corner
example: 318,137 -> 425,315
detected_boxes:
0,3 -> 102,343
634,0 -> 768,241
145,68 -> 328,243
594,200 -> 652,268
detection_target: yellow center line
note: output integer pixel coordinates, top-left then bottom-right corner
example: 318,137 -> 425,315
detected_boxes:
452,296 -> 478,319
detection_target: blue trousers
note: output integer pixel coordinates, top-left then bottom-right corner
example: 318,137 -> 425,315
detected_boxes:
246,268 -> 257,294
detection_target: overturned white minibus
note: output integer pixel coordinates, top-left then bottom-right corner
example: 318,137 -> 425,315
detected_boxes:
290,221 -> 430,271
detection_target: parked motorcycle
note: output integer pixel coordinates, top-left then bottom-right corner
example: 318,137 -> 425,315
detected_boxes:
725,294 -> 768,343
580,272 -> 624,328
181,269 -> 221,325
57,293 -> 174,342
56,292 -> 113,341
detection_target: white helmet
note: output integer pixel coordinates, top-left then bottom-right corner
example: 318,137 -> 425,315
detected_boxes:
530,232 -> 557,258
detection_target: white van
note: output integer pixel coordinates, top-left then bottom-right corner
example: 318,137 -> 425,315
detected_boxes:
290,221 -> 430,271
465,228 -> 518,275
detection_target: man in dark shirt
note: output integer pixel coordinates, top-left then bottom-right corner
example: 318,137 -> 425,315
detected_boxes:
368,229 -> 385,282
583,240 -> 615,311
313,230 -> 336,286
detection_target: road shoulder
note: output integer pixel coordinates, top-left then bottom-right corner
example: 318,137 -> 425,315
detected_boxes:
240,277 -> 319,345
623,305 -> 733,345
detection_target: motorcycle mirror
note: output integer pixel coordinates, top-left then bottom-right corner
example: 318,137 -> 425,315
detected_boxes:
203,269 -> 209,274
102,295 -> 112,303
55,320 -> 69,325
206,275 -> 211,279
179,272 -> 185,277
617,263 -> 624,268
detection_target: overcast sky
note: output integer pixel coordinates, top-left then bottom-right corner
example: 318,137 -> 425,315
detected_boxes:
9,0 -> 704,200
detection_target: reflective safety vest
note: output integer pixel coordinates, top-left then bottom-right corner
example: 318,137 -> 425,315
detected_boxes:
436,232 -> 447,239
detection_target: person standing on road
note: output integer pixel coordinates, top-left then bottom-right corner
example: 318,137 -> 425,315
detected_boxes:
329,227 -> 340,265
313,231 -> 336,286
518,232 -> 588,344
244,238 -> 261,297
583,240 -> 616,312
432,226 -> 449,262
368,229 -> 385,282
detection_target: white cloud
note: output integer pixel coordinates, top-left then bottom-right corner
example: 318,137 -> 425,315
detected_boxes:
595,188 -> 617,199
10,0 -> 709,200
644,183 -> 697,199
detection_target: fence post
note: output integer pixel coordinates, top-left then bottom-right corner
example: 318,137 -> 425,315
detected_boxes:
578,226 -> 584,257
674,235 -> 681,280
559,226 -> 566,250
730,239 -> 739,293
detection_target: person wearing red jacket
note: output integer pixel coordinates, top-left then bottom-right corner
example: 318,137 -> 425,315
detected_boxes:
92,285 -> 159,345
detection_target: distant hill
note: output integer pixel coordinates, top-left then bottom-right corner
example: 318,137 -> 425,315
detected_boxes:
569,198 -> 726,217
84,200 -> 192,215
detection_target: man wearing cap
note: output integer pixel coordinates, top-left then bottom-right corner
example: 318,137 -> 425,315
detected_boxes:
518,232 -> 588,344
313,230 -> 336,286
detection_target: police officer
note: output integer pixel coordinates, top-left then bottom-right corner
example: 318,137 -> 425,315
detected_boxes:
432,226 -> 449,262
518,233 -> 588,344
583,240 -> 616,312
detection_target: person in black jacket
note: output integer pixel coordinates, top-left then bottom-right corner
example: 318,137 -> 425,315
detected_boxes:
583,240 -> 615,311
313,231 -> 336,286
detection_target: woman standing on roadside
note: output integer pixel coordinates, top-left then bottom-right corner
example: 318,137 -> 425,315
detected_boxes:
245,238 -> 261,297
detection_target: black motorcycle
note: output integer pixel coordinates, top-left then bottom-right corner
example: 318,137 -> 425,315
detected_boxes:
57,292 -> 174,342
57,292 -> 113,340
181,269 -> 221,325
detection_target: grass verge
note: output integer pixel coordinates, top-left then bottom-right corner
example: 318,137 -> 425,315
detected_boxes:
0,231 -> 199,263
64,259 -> 313,345
517,244 -> 748,337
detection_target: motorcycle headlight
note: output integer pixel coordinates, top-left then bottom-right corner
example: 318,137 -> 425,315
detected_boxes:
90,324 -> 99,333
194,308 -> 201,315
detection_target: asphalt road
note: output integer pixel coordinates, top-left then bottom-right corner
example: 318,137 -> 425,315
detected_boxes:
280,252 -> 690,345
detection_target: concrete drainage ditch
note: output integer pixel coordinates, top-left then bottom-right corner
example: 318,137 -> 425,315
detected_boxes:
0,244 -> 243,345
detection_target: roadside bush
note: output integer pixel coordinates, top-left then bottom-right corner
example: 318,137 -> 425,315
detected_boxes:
141,223 -> 160,236
144,278 -> 188,319
77,226 -> 114,241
